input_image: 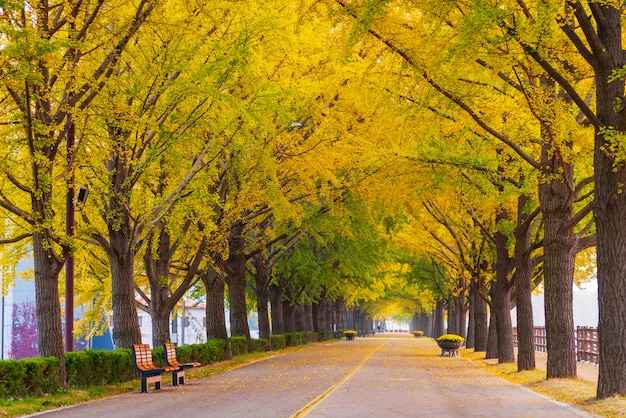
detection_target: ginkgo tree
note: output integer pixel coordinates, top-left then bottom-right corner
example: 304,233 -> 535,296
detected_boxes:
331,0 -> 597,381
0,0 -> 154,381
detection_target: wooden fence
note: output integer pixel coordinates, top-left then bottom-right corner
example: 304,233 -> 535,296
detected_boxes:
512,326 -> 598,365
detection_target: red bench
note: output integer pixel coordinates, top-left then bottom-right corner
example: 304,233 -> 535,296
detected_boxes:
132,344 -> 177,393
163,342 -> 201,386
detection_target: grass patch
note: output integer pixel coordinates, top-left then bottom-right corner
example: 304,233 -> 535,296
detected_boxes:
462,349 -> 626,417
0,384 -> 137,418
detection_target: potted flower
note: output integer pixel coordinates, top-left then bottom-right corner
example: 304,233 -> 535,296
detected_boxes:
436,334 -> 464,356
412,330 -> 424,338
343,330 -> 358,341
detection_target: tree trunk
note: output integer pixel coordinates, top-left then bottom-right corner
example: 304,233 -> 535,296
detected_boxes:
33,232 -> 66,384
305,303 -> 314,333
514,195 -> 536,371
538,138 -> 577,379
466,283 -> 476,349
473,281 -> 489,352
420,312 -> 432,337
456,296 -> 467,340
591,6 -> 626,399
283,302 -> 296,335
202,264 -> 229,341
485,306 -> 498,359
313,300 -> 325,332
294,305 -> 306,332
151,308 -> 171,348
447,298 -> 456,335
145,233 -> 172,348
594,31 -> 626,398
253,255 -> 271,340
269,284 -> 284,335
326,298 -> 335,332
108,225 -> 142,349
224,220 -> 250,339
493,214 -> 515,363
336,298 -> 346,331
433,300 -> 445,338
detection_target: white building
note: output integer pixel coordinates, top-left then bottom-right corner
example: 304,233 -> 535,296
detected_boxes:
137,300 -> 208,347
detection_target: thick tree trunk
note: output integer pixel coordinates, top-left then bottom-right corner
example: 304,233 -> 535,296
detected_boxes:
256,289 -> 270,340
145,236 -> 172,348
108,226 -> 142,349
335,299 -> 346,331
313,300 -> 325,332
326,299 -> 335,331
592,7 -> 626,398
305,303 -> 314,333
493,217 -> 515,364
283,302 -> 296,336
420,313 -> 432,337
253,255 -> 271,340
224,221 -> 250,339
433,300 -> 445,338
33,232 -> 66,384
294,305 -> 306,331
473,283 -> 489,352
466,284 -> 476,349
514,195 -> 536,371
538,139 -> 577,379
269,284 -> 284,335
447,298 -> 456,335
456,296 -> 466,340
485,307 -> 498,359
203,265 -> 228,341
151,308 -> 171,348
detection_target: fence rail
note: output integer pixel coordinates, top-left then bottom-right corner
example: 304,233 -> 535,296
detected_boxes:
512,326 -> 598,365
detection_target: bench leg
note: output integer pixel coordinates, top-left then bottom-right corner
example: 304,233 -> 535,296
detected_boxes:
141,375 -> 162,393
172,369 -> 185,386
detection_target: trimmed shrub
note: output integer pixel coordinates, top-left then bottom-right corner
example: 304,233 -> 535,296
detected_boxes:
107,348 -> 135,383
296,332 -> 308,345
284,332 -> 295,347
206,339 -> 228,362
66,349 -> 134,387
174,344 -> 194,363
0,357 -> 60,399
270,334 -> 286,350
192,339 -> 227,364
229,337 -> 248,356
251,338 -> 270,352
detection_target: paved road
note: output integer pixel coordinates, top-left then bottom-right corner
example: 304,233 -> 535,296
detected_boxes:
28,335 -> 595,418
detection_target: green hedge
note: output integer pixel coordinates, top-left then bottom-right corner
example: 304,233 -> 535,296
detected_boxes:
251,338 -> 270,352
0,357 -> 61,399
229,336 -> 248,356
66,349 -> 134,387
270,334 -> 286,350
296,332 -> 308,345
284,332 -> 295,346
0,334 -> 325,399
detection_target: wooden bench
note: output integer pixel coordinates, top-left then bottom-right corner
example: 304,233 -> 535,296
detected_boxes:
132,344 -> 177,393
163,342 -> 201,386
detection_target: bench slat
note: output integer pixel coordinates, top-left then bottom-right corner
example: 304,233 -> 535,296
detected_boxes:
132,344 -> 176,393
163,342 -> 201,385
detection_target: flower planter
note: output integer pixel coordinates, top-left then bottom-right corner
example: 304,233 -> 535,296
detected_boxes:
437,340 -> 462,357
437,341 -> 462,349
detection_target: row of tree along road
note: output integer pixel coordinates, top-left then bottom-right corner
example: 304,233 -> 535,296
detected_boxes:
1,0 -> 625,400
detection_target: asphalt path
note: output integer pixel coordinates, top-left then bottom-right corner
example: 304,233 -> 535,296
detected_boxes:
28,335 -> 595,418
